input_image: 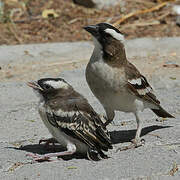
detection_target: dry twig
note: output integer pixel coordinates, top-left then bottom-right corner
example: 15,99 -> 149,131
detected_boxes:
113,1 -> 173,27
126,0 -> 156,6
156,11 -> 171,20
169,162 -> 179,176
13,16 -> 42,24
0,31 -> 11,44
7,162 -> 24,172
7,23 -> 23,44
120,20 -> 160,30
46,59 -> 87,67
119,10 -> 171,30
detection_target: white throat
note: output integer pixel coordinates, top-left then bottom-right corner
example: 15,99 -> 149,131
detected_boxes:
33,89 -> 44,102
90,37 -> 103,63
93,37 -> 102,50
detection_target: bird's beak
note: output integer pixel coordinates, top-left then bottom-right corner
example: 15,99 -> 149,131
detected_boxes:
84,25 -> 99,36
27,81 -> 43,91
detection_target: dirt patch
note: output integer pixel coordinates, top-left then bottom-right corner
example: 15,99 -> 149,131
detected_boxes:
0,0 -> 180,45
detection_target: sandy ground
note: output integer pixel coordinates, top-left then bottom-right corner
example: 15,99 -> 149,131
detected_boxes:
2,0 -> 180,45
0,38 -> 180,179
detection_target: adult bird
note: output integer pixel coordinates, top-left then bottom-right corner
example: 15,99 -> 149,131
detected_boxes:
84,23 -> 174,150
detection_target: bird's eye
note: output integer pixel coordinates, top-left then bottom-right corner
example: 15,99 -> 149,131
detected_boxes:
105,33 -> 111,38
44,84 -> 51,90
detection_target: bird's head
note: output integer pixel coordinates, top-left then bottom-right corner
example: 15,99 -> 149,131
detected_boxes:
27,78 -> 72,100
84,23 -> 124,49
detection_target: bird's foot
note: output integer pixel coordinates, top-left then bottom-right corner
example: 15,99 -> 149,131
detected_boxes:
26,150 -> 75,162
116,138 -> 145,152
26,153 -> 56,162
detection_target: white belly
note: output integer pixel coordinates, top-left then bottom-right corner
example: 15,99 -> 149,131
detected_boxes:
38,106 -> 70,147
86,62 -> 145,113
106,92 -> 145,112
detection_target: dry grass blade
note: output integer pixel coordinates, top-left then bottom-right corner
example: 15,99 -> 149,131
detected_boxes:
8,23 -> 23,44
113,1 -> 173,27
126,0 -> 156,6
0,0 -> 180,45
13,16 -> 42,24
7,162 -> 24,172
169,162 -> 179,176
157,0 -> 174,2
120,20 -> 160,30
0,31 -> 11,44
46,59 -> 86,66
156,11 -> 171,20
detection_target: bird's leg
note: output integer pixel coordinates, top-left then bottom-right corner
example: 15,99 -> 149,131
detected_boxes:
117,112 -> 145,151
104,108 -> 115,127
26,143 -> 76,162
132,112 -> 144,145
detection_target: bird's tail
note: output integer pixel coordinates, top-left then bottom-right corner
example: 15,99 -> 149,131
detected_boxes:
151,106 -> 174,118
87,148 -> 109,161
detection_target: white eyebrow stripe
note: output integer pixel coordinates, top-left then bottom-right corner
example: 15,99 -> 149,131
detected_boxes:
45,80 -> 69,89
105,28 -> 124,42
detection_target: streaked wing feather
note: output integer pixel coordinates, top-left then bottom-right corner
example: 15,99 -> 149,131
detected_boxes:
126,62 -> 160,105
127,76 -> 160,105
46,108 -> 112,151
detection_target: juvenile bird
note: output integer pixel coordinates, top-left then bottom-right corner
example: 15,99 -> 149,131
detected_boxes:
27,78 -> 112,161
84,23 -> 174,150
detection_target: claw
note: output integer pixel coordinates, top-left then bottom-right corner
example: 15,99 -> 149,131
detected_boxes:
26,153 -> 54,162
116,138 -> 145,152
140,138 -> 145,144
39,139 -> 44,144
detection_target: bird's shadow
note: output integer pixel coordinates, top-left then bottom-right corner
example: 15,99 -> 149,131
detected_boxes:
7,125 -> 171,161
110,125 -> 172,144
7,144 -> 84,161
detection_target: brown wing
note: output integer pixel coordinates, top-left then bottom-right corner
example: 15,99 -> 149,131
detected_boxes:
103,38 -> 127,68
125,62 -> 160,105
